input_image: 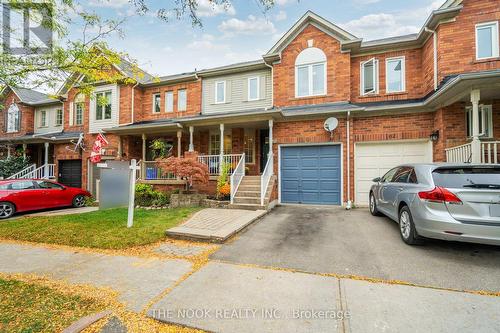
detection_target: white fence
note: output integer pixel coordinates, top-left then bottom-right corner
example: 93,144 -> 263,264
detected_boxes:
260,152 -> 274,206
230,153 -> 245,204
198,154 -> 243,175
446,142 -> 500,164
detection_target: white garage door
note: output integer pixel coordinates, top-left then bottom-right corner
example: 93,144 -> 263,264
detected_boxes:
355,140 -> 433,205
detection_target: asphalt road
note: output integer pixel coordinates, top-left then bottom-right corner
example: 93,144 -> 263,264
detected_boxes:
213,205 -> 500,292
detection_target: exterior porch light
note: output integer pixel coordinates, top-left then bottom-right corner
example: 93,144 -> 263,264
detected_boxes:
430,130 -> 439,142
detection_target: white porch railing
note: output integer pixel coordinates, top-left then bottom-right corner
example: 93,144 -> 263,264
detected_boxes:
260,152 -> 274,206
445,141 -> 500,164
139,161 -> 176,181
198,154 -> 243,175
230,153 -> 245,204
7,164 -> 36,179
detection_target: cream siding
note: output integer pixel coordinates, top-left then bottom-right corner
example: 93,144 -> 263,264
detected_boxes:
202,69 -> 272,114
34,105 -> 64,134
89,84 -> 120,134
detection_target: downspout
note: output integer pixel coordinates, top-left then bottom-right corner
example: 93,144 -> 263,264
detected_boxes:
425,27 -> 438,90
346,111 -> 352,210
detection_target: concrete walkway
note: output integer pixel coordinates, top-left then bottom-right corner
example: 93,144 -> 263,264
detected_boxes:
0,243 -> 192,312
166,208 -> 267,242
20,206 -> 99,218
149,261 -> 500,333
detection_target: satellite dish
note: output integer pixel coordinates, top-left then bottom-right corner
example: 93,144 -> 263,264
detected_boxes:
324,117 -> 339,132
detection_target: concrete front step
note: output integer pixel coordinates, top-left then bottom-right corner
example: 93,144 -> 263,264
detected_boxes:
238,185 -> 261,191
233,197 -> 262,205
235,190 -> 261,198
228,203 -> 267,211
240,180 -> 261,186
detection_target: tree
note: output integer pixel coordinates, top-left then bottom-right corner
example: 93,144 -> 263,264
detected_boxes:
0,0 -> 279,99
158,156 -> 209,192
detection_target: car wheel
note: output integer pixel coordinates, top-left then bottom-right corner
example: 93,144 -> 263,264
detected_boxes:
399,206 -> 421,245
369,192 -> 381,216
0,202 -> 15,219
72,195 -> 86,208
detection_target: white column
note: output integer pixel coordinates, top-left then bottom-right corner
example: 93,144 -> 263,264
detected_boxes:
141,134 -> 146,179
219,123 -> 224,174
22,144 -> 27,160
177,130 -> 182,157
268,119 -> 274,156
189,126 -> 194,152
6,145 -> 11,158
117,137 -> 123,159
471,89 -> 481,164
44,142 -> 49,178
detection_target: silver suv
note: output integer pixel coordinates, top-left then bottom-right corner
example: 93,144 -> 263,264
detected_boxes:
369,164 -> 500,246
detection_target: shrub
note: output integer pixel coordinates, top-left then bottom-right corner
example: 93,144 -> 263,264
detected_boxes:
157,157 -> 209,192
217,163 -> 231,199
0,155 -> 31,179
134,184 -> 171,207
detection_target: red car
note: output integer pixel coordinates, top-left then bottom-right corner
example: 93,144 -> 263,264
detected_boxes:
0,179 -> 92,219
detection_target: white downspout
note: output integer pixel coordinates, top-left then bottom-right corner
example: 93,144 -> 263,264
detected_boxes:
425,27 -> 438,90
346,111 -> 352,210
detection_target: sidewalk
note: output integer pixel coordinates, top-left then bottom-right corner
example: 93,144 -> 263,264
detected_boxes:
149,261 -> 500,333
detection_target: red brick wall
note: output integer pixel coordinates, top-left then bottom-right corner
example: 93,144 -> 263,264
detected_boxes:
273,24 -> 351,107
437,0 -> 500,83
0,91 -> 35,137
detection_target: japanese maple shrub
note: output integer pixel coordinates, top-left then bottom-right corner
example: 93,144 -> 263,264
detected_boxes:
158,157 -> 209,192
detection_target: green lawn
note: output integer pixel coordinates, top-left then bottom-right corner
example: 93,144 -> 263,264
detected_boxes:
0,207 -> 199,249
0,278 -> 105,333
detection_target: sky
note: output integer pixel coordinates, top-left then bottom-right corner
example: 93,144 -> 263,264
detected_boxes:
70,0 -> 446,77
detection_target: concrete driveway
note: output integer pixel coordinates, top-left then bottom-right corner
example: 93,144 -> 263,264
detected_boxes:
213,205 -> 500,292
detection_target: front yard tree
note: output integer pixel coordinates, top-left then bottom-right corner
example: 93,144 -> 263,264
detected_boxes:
158,157 -> 209,192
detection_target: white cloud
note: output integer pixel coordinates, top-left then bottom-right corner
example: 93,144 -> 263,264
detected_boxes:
275,10 -> 287,21
88,0 -> 129,8
218,15 -> 276,36
275,0 -> 296,6
196,0 -> 236,17
340,0 -> 444,40
352,0 -> 381,4
187,34 -> 228,51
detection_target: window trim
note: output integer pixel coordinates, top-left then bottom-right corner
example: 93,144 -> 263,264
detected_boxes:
215,81 -> 226,104
165,91 -> 174,112
385,56 -> 406,93
6,104 -> 20,133
360,58 -> 379,96
75,102 -> 84,126
465,104 -> 494,138
475,21 -> 500,60
39,110 -> 47,128
247,77 -> 260,101
152,93 -> 161,114
294,62 -> 327,98
94,90 -> 112,121
177,89 -> 187,112
55,109 -> 63,127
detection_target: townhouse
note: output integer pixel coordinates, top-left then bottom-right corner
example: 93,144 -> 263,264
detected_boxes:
1,0 -> 500,208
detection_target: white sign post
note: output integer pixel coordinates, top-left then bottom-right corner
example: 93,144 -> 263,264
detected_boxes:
128,159 -> 139,228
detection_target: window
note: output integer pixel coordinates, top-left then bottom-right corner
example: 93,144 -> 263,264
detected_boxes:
386,57 -> 405,93
178,89 -> 187,111
95,91 -> 112,120
381,168 -> 399,183
6,104 -> 20,133
476,21 -> 499,60
409,169 -> 418,184
55,109 -> 63,126
75,103 -> 84,125
361,58 -> 379,95
209,132 -> 232,155
392,167 -> 412,183
11,181 -> 35,190
35,181 -> 64,189
153,93 -> 161,113
165,91 -> 174,112
295,47 -> 327,97
244,129 -> 255,164
40,110 -> 47,127
215,81 -> 226,104
248,77 -> 259,101
466,105 -> 493,138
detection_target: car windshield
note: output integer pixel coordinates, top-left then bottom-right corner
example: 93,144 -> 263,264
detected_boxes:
432,166 -> 500,189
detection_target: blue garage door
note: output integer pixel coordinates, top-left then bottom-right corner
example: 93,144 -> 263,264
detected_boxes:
280,145 -> 341,205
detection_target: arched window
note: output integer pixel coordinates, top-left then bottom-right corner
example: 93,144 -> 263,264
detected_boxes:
295,47 -> 327,97
74,93 -> 85,125
6,104 -> 20,133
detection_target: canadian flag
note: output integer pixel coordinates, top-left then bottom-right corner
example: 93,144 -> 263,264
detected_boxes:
90,133 -> 109,164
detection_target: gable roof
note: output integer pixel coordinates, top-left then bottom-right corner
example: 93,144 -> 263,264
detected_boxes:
2,86 -> 61,106
264,11 -> 361,62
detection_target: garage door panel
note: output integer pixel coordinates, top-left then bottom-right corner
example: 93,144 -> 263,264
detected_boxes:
280,145 -> 341,205
355,141 -> 431,206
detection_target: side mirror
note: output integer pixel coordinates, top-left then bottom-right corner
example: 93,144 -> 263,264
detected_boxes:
372,177 -> 381,183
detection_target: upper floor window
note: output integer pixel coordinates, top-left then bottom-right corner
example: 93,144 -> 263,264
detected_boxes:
74,93 -> 84,126
55,109 -> 63,126
6,104 -> 20,133
215,81 -> 226,104
178,89 -> 187,111
466,105 -> 493,138
295,47 -> 327,98
39,110 -> 47,127
165,91 -> 174,112
153,93 -> 161,113
248,77 -> 259,101
361,58 -> 379,95
476,22 -> 499,60
95,91 -> 112,120
386,57 -> 405,93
